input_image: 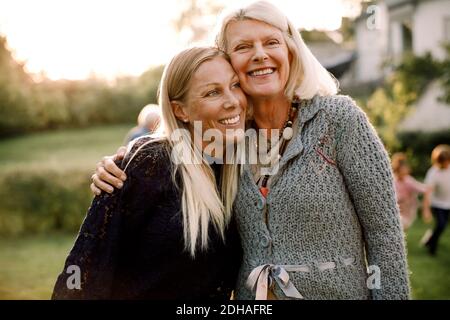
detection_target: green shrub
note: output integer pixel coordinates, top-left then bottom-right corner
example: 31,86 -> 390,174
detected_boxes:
0,169 -> 93,236
360,46 -> 450,154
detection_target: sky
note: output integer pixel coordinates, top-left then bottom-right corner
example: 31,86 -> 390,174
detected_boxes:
0,0 -> 362,80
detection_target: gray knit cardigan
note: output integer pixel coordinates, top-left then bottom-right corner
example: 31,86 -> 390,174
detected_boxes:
233,95 -> 410,300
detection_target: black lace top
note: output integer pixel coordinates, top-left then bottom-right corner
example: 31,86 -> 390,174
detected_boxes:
52,137 -> 242,300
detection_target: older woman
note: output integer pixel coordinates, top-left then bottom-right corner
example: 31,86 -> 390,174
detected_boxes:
52,47 -> 245,300
90,1 -> 410,300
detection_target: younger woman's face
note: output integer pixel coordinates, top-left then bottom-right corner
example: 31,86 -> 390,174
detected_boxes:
226,19 -> 291,100
181,56 -> 247,149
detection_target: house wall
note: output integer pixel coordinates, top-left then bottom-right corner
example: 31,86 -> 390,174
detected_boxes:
413,0 -> 450,60
354,2 -> 389,82
400,81 -> 450,132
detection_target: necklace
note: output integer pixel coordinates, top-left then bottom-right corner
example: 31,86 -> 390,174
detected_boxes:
257,101 -> 300,198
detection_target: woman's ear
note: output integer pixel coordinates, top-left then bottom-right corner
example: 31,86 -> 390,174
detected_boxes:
171,101 -> 189,123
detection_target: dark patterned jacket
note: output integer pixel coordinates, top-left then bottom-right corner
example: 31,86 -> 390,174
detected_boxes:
52,137 -> 242,300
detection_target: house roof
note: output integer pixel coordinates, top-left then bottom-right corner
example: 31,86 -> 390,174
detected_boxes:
307,41 -> 356,78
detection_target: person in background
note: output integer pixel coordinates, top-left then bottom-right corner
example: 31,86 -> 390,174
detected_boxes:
124,104 -> 161,144
422,144 -> 450,256
392,152 -> 431,231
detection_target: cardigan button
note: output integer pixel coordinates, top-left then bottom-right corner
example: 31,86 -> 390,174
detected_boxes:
260,234 -> 272,248
257,198 -> 265,210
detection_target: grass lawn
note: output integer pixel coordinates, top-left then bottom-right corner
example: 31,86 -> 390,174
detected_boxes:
405,219 -> 450,299
0,124 -> 131,174
0,220 -> 448,300
0,232 -> 76,299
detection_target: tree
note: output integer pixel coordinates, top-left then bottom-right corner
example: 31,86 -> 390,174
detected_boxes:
173,0 -> 224,44
363,45 -> 447,151
0,36 -> 34,137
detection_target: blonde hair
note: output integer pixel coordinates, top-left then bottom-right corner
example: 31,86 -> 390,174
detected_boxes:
215,0 -> 338,100
431,144 -> 450,169
137,104 -> 161,130
127,47 -> 241,257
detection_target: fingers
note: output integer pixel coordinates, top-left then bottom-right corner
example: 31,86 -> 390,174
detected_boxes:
114,146 -> 127,161
90,182 -> 102,196
96,165 -> 124,190
92,173 -> 115,194
104,157 -> 127,181
90,149 -> 128,195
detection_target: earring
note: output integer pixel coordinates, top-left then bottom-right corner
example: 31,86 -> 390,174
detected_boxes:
183,119 -> 189,123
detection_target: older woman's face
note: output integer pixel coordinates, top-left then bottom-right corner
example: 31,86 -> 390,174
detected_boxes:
226,19 -> 291,99
183,56 -> 247,145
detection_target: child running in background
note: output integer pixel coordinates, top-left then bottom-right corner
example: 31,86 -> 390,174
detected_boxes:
392,153 -> 431,230
422,145 -> 450,256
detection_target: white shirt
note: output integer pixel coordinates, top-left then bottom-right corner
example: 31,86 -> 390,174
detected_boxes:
425,165 -> 450,209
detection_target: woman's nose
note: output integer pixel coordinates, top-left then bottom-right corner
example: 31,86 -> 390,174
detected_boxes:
252,43 -> 268,63
223,90 -> 240,109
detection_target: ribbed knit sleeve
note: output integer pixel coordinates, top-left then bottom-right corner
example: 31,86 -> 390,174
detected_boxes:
336,98 -> 410,300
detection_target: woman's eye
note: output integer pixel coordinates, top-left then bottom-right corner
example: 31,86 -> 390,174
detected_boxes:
206,90 -> 219,97
232,82 -> 240,89
267,40 -> 279,46
235,44 -> 250,51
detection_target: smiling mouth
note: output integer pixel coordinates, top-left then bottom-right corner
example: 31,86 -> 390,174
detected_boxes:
218,114 -> 240,125
248,68 -> 275,77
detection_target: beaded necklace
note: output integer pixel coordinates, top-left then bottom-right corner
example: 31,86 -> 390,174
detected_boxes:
256,101 -> 300,198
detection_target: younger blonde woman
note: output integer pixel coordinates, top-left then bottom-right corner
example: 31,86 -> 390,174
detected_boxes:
52,47 -> 246,299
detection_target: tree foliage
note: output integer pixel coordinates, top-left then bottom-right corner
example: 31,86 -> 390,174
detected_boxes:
173,0 -> 224,44
363,46 -> 448,151
0,36 -> 164,138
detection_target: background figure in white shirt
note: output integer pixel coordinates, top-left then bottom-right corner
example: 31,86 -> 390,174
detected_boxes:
422,144 -> 450,256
